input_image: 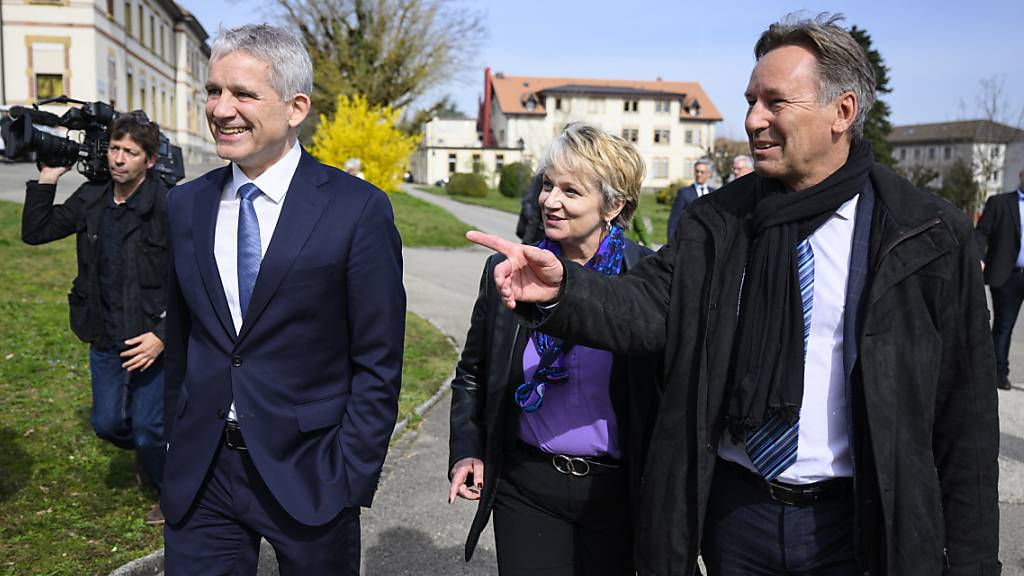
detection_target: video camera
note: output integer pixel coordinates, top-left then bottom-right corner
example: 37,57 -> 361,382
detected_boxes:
1,95 -> 185,188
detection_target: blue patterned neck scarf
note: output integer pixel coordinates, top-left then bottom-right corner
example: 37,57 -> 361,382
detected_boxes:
515,224 -> 626,412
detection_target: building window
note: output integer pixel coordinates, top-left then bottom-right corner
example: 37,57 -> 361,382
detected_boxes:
126,72 -> 134,109
992,147 -> 1000,159
448,154 -> 457,174
149,15 -> 156,51
928,147 -> 935,160
139,81 -> 146,112
472,153 -> 482,173
621,127 -> 638,143
654,128 -> 670,145
655,100 -> 671,113
35,74 -> 63,99
161,90 -> 168,125
125,0 -> 131,31
170,94 -> 176,127
685,130 -> 693,144
623,99 -> 638,112
107,0 -> 115,16
496,154 -> 504,173
944,146 -> 951,160
898,148 -> 906,161
913,148 -> 920,160
137,4 -> 143,40
555,98 -> 562,111
653,158 -> 669,179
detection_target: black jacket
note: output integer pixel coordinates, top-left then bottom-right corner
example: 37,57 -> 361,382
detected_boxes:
21,175 -> 170,346
528,164 -> 1000,576
448,239 -> 661,562
975,189 -> 1021,288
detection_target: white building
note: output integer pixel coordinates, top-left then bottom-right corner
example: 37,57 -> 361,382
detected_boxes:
409,111 -> 523,187
0,0 -> 216,164
890,120 -> 1024,199
480,69 -> 722,190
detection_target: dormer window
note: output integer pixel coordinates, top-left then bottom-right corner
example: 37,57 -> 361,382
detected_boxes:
688,100 -> 701,116
525,99 -> 536,112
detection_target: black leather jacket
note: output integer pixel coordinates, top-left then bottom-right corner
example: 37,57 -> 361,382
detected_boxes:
22,175 -> 169,346
448,239 -> 662,562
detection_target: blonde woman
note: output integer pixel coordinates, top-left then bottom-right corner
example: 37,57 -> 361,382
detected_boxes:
448,122 -> 661,575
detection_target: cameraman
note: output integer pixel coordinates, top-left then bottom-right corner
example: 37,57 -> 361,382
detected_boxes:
21,114 -> 169,525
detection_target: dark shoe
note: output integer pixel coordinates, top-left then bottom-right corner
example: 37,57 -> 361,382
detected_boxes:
144,503 -> 164,526
998,375 -> 1012,390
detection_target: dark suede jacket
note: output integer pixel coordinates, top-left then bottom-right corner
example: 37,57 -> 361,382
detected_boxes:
448,239 -> 662,562
528,164 -> 1001,576
21,175 -> 170,346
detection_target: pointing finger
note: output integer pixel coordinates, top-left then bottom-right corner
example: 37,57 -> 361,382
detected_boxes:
466,231 -> 517,256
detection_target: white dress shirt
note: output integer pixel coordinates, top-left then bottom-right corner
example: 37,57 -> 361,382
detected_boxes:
719,194 -> 860,484
214,140 -> 302,420
695,184 -> 709,198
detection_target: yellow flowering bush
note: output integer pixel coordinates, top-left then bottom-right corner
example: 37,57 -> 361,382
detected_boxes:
311,94 -> 420,192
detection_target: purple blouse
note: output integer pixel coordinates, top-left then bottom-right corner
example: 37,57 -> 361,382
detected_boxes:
517,335 -> 620,459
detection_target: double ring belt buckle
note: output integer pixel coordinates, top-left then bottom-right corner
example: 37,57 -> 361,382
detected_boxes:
552,454 -> 590,477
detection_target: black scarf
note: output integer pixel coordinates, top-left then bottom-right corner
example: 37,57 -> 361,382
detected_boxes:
725,140 -> 873,440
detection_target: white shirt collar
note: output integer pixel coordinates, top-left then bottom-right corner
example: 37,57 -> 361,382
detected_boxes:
224,140 -> 302,203
833,194 -> 859,221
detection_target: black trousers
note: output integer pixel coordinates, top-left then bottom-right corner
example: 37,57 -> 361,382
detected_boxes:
702,460 -> 859,576
991,270 -> 1024,379
491,443 -> 633,576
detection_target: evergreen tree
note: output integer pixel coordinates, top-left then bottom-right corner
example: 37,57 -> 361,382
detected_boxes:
850,25 -> 894,167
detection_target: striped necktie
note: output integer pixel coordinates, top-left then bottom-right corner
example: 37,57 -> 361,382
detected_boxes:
237,183 -> 262,320
745,238 -> 814,481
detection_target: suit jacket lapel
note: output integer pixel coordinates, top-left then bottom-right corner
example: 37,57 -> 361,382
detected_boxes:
236,152 -> 330,343
192,167 -> 237,342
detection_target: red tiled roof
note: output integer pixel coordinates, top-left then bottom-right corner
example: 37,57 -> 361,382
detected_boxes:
490,74 -> 722,122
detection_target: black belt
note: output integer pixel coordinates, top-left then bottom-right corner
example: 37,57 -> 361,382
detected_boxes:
721,459 -> 852,506
223,421 -> 247,450
516,440 -> 621,477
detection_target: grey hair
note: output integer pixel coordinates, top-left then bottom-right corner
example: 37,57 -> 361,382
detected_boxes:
733,154 -> 753,168
695,159 -> 712,170
754,13 -> 876,140
537,122 -> 644,230
211,24 -> 313,101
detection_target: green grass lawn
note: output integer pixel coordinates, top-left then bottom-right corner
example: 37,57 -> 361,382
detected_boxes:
390,190 -> 471,248
628,191 -> 671,247
0,200 -> 455,575
417,185 -> 522,214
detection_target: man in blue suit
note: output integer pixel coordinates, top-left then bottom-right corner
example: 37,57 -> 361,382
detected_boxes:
161,24 -> 405,575
667,159 -> 715,242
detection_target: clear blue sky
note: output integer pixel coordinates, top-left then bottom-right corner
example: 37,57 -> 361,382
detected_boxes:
178,0 -> 1023,139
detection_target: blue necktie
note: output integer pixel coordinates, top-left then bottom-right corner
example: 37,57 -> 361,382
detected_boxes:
237,183 -> 262,320
746,239 -> 814,481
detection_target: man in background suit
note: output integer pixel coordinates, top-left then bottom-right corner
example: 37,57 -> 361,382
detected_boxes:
667,159 -> 714,241
161,24 -> 405,575
976,168 -> 1024,390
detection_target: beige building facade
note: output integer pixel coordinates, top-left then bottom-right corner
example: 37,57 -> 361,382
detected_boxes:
1,0 -> 216,163
890,120 -> 1024,199
480,70 -> 722,190
409,113 -> 523,187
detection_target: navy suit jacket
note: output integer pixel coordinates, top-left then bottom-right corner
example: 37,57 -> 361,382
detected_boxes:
161,150 -> 406,526
667,184 -> 714,242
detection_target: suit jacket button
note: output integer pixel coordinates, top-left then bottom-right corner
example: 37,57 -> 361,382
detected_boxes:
231,356 -> 242,367
217,409 -> 226,419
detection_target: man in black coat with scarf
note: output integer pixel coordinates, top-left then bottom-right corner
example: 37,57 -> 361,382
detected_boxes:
468,13 -> 1000,576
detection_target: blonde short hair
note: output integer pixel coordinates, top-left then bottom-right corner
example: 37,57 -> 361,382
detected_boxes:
537,122 -> 645,229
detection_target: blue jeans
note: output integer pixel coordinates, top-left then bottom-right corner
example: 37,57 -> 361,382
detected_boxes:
89,347 -> 166,492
